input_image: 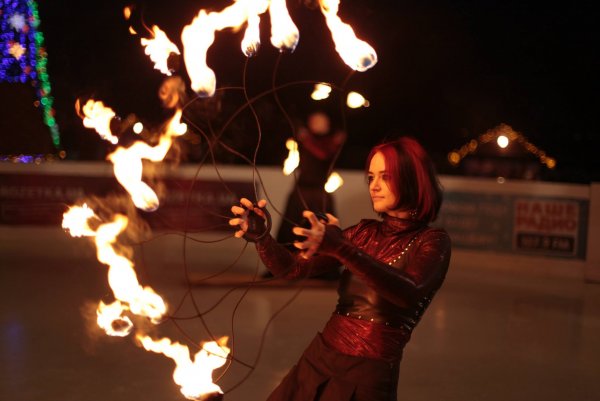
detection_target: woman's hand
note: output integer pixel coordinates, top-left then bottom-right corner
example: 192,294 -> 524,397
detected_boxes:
229,198 -> 267,239
292,211 -> 340,259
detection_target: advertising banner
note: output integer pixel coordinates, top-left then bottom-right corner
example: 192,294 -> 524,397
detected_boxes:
436,191 -> 589,259
0,173 -> 254,231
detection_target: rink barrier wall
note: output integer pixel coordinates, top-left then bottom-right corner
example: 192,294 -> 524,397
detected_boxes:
0,162 -> 598,282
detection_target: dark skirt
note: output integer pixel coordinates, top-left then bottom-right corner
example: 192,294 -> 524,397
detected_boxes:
266,334 -> 400,401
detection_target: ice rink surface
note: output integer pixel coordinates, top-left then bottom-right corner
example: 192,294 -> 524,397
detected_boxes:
2,232 -> 599,401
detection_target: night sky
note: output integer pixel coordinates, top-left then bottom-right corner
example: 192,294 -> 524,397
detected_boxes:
32,0 -> 600,182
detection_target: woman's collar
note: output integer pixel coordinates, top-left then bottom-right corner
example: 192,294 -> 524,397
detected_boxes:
381,213 -> 426,234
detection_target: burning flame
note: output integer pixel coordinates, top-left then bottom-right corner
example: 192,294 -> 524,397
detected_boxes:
63,202 -> 230,397
324,171 -> 344,193
180,0 -> 299,95
283,138 -> 300,175
135,0 -> 375,97
311,83 -> 332,100
269,0 -> 300,51
346,91 -> 369,108
319,0 -> 377,71
181,10 -> 218,97
78,99 -> 119,145
106,110 -> 186,211
181,1 -> 254,97
140,25 -> 181,76
138,335 -> 230,400
242,13 -> 261,57
241,0 -> 270,57
72,1 -> 381,397
62,205 -> 167,326
61,202 -> 96,237
97,300 -> 133,337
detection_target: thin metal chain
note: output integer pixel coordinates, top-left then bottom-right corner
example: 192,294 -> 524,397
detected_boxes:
388,234 -> 419,266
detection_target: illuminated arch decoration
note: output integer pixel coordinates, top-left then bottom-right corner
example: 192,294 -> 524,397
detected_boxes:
448,123 -> 556,170
0,0 -> 62,160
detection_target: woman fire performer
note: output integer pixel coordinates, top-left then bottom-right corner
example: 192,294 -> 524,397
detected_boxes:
229,137 -> 451,401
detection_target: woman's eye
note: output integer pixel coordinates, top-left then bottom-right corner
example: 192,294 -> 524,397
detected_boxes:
367,176 -> 374,184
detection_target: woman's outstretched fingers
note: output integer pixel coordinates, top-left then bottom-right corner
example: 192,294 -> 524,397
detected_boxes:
229,217 -> 243,226
231,205 -> 245,215
303,210 -> 319,226
294,241 -> 317,259
292,226 -> 311,237
325,213 -> 340,227
230,198 -> 253,239
240,198 -> 253,209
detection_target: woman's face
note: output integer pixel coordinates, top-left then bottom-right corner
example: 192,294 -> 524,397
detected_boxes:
368,151 -> 399,215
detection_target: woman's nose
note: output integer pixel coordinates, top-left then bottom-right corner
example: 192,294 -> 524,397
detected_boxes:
370,178 -> 380,191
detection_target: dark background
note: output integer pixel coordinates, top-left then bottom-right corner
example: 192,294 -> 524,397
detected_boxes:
25,0 -> 600,182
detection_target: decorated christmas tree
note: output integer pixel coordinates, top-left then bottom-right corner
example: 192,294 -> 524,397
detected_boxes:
0,0 -> 61,162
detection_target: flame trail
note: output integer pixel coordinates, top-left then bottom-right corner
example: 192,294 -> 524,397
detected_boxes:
62,204 -> 167,334
319,0 -> 377,71
108,110 -> 186,211
78,99 -> 119,145
241,0 -> 270,56
79,104 -> 186,212
140,25 -> 181,76
138,335 -> 230,400
324,171 -> 344,193
269,0 -> 300,51
311,83 -> 332,100
283,138 -> 300,175
135,0 -> 375,97
346,91 -> 369,108
62,200 -> 231,397
181,1 -> 255,97
97,300 -> 134,337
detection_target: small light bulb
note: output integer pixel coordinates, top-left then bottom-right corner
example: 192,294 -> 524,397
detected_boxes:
133,122 -> 143,134
497,135 -> 509,148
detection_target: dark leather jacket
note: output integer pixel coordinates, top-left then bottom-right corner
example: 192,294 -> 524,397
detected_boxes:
256,214 -> 451,332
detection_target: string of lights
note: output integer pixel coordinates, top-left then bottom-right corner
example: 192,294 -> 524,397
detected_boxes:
0,0 -> 62,162
447,123 -> 556,170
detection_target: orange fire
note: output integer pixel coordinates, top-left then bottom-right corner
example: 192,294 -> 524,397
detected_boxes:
282,138 -> 300,175
241,0 -> 270,56
138,335 -> 230,400
72,1 -> 381,397
77,99 -> 119,145
181,1 -> 252,97
268,0 -> 299,51
70,101 -> 230,396
77,106 -> 187,212
311,83 -> 332,100
324,171 -> 344,193
107,109 -> 186,211
62,204 -> 167,333
140,25 -> 181,76
180,0 -> 299,96
97,300 -> 133,337
136,0 -> 372,97
319,0 -> 377,71
63,200 -> 230,397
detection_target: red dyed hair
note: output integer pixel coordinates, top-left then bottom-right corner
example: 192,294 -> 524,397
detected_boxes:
366,137 -> 443,222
